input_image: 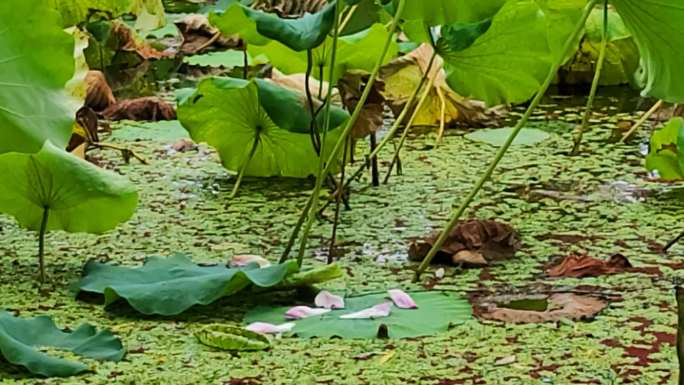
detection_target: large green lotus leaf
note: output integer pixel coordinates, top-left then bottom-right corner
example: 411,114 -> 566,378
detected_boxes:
177,77 -> 349,178
0,311 -> 124,377
645,117 -> 684,180
535,0 -> 586,63
610,0 -> 684,102
0,141 -> 138,233
249,23 -> 398,85
77,254 -> 300,316
396,0 -> 505,25
210,1 -> 335,51
0,1 -> 77,154
245,291 -> 472,339
438,0 -> 553,106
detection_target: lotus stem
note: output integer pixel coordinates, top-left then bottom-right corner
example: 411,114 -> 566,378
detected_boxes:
305,48 -> 321,153
230,137 -> 260,199
339,4 -> 358,32
677,285 -> 684,385
292,0 -> 407,266
344,50 -> 439,188
328,136 -> 350,263
413,0 -> 598,281
38,206 -> 49,283
664,230 -> 684,252
370,133 -> 379,186
571,0 -> 609,155
620,100 -> 664,142
384,71 -> 437,183
435,86 -> 447,145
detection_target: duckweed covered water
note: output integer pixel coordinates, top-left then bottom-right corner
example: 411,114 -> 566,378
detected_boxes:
1,92 -> 683,384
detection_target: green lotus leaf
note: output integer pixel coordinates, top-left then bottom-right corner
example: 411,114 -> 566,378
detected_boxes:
195,324 -> 271,351
437,0 -> 553,106
534,0 -> 586,63
245,291 -> 472,339
210,1 -> 336,51
397,0 -> 505,26
274,263 -> 344,289
0,1 -> 78,154
0,311 -> 124,377
0,141 -> 138,233
645,117 -> 684,180
77,254 -> 300,316
611,0 -> 684,102
248,23 -> 398,85
177,77 -> 349,178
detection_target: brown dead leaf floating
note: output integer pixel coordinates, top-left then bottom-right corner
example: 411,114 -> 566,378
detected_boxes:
408,220 -> 521,267
475,293 -> 607,324
338,71 -> 386,139
175,14 -> 242,55
546,254 -> 661,278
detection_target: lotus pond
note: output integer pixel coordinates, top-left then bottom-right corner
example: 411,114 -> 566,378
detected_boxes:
2,0 -> 684,384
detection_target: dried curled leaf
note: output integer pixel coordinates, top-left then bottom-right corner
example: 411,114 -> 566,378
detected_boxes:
475,293 -> 607,324
546,254 -> 659,278
380,44 -> 504,128
251,0 -> 327,18
175,14 -> 242,54
85,70 -> 116,112
408,220 -> 521,267
102,97 -> 176,121
338,71 -> 386,139
195,324 -> 271,351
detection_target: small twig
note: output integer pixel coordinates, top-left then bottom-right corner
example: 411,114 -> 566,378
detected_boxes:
435,86 -> 447,145
195,32 -> 221,53
665,230 -> 684,252
37,207 -> 49,284
369,133 -> 379,186
621,100 -> 664,142
92,142 -> 148,164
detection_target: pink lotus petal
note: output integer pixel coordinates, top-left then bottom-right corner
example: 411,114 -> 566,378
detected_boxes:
314,291 -> 345,309
245,322 -> 295,334
285,306 -> 331,320
388,289 -> 418,309
339,302 -> 392,319
230,255 -> 271,268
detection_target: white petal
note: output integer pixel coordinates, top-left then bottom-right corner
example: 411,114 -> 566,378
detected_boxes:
245,322 -> 295,334
434,268 -> 445,279
387,289 -> 418,309
314,291 -> 345,309
230,255 -> 271,268
339,302 -> 392,319
285,306 -> 331,320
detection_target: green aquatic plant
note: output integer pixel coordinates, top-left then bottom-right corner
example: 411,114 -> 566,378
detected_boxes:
0,142 -> 138,282
0,311 -> 125,377
645,118 -> 684,181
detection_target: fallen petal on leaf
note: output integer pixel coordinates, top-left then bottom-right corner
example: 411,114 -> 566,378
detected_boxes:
387,289 -> 418,309
245,322 -> 295,334
285,306 -> 331,320
314,291 -> 345,309
339,302 -> 392,319
434,268 -> 445,279
230,255 -> 272,268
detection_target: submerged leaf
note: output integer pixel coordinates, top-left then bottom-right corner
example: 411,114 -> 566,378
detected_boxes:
195,324 -> 270,351
285,306 -> 331,320
465,127 -> 551,147
314,291 -> 345,309
475,293 -> 607,324
0,311 -> 124,377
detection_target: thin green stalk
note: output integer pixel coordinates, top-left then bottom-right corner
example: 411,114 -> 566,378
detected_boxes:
293,0 -> 407,266
38,207 -> 49,283
384,71 -> 437,183
328,136 -> 350,263
305,48 -> 321,153
414,0 -> 597,281
344,50 -> 438,188
677,285 -> 684,385
243,44 -> 249,79
571,0 -> 608,155
230,137 -> 260,198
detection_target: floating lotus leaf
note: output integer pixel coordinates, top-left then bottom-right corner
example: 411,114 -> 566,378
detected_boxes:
245,291 -> 471,339
0,311 -> 124,377
195,324 -> 271,351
